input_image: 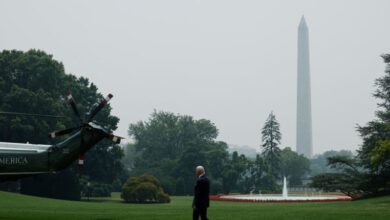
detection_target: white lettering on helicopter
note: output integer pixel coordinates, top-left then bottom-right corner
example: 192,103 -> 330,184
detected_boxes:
0,157 -> 28,165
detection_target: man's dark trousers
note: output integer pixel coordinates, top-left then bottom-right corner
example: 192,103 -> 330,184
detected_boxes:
193,206 -> 208,220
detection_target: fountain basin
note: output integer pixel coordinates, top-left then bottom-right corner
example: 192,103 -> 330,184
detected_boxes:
210,194 -> 352,203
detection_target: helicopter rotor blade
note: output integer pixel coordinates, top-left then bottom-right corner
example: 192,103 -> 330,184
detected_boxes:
67,93 -> 82,122
0,111 -> 69,119
105,133 -> 123,144
48,126 -> 81,139
86,94 -> 113,122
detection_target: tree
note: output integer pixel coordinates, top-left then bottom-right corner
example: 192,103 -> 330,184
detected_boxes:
175,145 -> 208,194
206,142 -> 230,194
128,110 -> 224,195
280,147 -> 310,186
310,155 -> 364,198
241,154 -> 279,194
310,150 -> 354,176
354,54 -> 390,196
358,55 -> 390,174
261,112 -> 282,177
223,151 -> 249,194
312,55 -> 390,197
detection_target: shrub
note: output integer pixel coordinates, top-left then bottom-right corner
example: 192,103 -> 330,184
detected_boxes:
80,180 -> 112,198
80,176 -> 112,198
121,174 -> 170,203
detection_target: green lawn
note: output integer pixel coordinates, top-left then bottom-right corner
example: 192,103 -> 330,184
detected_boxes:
0,191 -> 389,220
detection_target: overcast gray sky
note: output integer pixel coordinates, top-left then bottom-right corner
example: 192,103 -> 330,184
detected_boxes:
1,0 -> 389,155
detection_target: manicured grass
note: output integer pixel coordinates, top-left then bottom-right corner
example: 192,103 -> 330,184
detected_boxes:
0,191 -> 389,220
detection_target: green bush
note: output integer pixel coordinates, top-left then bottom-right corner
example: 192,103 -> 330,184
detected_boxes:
90,183 -> 112,197
80,180 -> 112,198
121,174 -> 170,203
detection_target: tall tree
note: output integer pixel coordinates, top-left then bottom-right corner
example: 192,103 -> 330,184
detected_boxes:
356,54 -> 390,195
261,112 -> 282,177
312,55 -> 390,197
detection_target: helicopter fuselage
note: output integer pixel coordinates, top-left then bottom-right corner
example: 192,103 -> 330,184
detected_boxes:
0,124 -> 107,181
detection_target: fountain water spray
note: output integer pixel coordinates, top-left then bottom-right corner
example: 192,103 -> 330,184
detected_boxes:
282,176 -> 288,199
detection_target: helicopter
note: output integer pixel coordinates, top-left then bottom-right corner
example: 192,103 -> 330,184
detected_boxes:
0,93 -> 122,181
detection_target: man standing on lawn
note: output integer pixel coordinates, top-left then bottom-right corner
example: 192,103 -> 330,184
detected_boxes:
192,165 -> 210,220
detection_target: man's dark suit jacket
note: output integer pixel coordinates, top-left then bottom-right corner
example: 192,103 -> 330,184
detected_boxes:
193,174 -> 210,209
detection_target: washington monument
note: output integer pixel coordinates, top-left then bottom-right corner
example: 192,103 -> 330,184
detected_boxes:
296,16 -> 313,158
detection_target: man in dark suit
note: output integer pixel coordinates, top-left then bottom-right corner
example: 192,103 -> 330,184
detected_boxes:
192,165 -> 210,220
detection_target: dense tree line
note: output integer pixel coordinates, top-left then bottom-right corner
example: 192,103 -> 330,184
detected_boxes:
0,50 -> 124,200
126,111 -> 310,195
311,55 -> 390,198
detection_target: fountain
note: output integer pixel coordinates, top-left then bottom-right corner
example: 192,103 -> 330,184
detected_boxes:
282,176 -> 288,199
211,177 -> 351,203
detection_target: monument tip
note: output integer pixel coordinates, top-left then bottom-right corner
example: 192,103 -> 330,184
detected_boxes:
299,15 -> 307,28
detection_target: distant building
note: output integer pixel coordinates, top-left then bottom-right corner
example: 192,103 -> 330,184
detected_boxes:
296,16 -> 313,158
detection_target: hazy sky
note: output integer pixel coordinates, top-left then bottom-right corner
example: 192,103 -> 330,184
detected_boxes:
1,0 -> 389,155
